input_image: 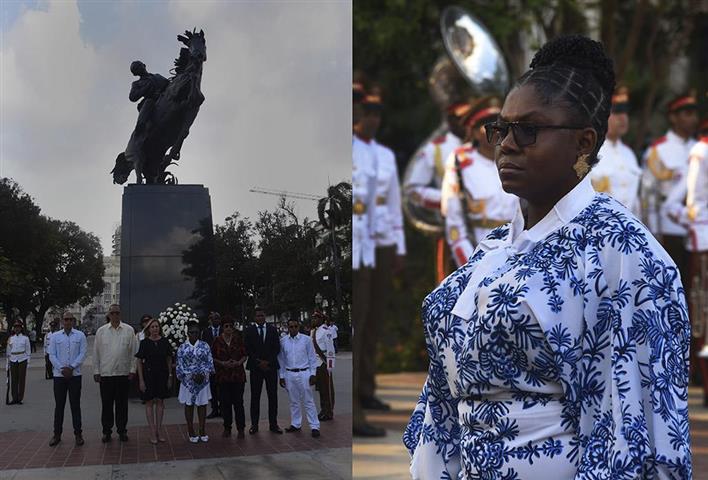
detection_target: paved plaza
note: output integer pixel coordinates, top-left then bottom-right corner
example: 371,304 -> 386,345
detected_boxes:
353,372 -> 708,479
0,337 -> 352,479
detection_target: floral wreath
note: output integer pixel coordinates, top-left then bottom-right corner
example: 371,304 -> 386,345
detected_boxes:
158,302 -> 198,352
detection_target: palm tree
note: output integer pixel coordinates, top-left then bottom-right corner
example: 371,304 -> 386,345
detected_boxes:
317,182 -> 352,317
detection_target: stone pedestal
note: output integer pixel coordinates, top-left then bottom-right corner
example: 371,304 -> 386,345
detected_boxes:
119,184 -> 213,327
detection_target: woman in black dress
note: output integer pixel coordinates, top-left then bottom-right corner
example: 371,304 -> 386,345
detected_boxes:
136,317 -> 173,444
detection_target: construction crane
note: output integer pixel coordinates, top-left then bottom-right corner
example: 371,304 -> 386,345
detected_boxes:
249,187 -> 320,201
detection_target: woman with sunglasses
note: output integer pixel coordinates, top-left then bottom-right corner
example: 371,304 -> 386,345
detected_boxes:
404,35 -> 691,479
441,96 -> 518,269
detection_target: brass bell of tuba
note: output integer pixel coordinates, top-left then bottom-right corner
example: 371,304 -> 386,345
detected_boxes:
402,5 -> 510,235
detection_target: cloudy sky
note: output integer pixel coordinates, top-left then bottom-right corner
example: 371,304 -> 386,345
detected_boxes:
1,0 -> 351,253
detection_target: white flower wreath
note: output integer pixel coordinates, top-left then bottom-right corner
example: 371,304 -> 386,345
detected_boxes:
157,302 -> 200,352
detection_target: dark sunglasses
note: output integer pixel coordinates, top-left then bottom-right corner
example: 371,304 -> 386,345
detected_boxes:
484,121 -> 587,147
109,311 -> 120,315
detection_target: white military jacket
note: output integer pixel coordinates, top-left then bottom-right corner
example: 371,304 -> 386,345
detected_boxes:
440,144 -> 517,267
404,131 -> 461,211
640,130 -> 697,236
353,135 -> 376,270
664,137 -> 708,252
591,139 -> 641,215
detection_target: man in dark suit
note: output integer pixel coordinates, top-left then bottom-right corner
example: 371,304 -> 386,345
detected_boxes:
201,312 -> 222,418
244,306 -> 283,434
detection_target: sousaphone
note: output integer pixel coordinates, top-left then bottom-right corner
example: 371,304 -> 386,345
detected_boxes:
402,5 -> 510,235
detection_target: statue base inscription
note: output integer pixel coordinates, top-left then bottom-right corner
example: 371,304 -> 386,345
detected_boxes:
119,184 -> 213,326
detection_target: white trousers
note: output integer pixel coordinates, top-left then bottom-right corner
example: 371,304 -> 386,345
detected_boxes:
284,370 -> 320,430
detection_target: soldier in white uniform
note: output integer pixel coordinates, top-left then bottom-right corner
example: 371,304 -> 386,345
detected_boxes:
357,90 -> 406,405
404,102 -> 470,282
590,87 -> 641,215
404,102 -> 469,211
352,85 -> 389,437
665,118 -> 708,395
441,97 -> 518,267
640,94 -> 698,252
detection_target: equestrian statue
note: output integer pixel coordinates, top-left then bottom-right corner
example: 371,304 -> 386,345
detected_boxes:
111,28 -> 206,184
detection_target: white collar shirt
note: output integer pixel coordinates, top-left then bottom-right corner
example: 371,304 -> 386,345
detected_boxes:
93,321 -> 138,376
451,176 -> 597,320
277,333 -> 319,379
48,328 -> 87,377
7,334 -> 31,364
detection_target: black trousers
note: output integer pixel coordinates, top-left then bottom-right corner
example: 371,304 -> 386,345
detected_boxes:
220,381 -> 245,431
99,376 -> 129,435
9,360 -> 27,403
249,368 -> 278,427
53,376 -> 82,435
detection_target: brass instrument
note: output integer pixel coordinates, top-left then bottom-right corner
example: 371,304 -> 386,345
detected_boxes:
402,5 -> 510,235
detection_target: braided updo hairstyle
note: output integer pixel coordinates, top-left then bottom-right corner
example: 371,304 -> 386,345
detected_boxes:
515,35 -> 615,166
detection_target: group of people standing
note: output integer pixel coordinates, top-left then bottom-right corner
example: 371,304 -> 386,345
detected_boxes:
5,303 -> 337,446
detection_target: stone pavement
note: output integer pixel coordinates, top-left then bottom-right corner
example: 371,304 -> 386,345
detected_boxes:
0,339 -> 352,478
353,372 -> 708,479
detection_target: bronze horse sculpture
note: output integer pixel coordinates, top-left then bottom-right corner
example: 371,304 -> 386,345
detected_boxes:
112,29 -> 206,185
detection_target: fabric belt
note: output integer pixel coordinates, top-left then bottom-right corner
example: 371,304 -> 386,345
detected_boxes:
469,218 -> 508,229
375,196 -> 387,205
286,368 -> 308,372
468,391 -> 564,402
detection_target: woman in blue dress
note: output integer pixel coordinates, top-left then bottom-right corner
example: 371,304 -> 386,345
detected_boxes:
176,321 -> 215,443
403,35 -> 691,479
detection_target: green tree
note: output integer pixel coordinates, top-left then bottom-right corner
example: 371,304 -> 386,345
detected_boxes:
28,219 -> 105,338
0,178 -> 48,319
317,182 -> 352,313
213,213 -> 258,323
255,198 -> 320,320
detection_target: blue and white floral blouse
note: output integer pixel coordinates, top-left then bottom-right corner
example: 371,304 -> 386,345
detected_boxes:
176,339 -> 215,404
403,177 -> 691,479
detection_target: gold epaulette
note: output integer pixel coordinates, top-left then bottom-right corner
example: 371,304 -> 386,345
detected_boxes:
647,147 -> 674,181
592,176 -> 610,193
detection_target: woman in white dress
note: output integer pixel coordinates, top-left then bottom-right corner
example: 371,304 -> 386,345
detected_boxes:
176,321 -> 214,443
403,35 -> 691,479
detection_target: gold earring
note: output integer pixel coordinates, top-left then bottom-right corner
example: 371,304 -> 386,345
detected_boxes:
573,153 -> 590,179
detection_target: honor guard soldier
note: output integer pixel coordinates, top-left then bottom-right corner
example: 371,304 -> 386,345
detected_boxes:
440,97 -> 517,267
640,94 -> 698,264
352,83 -> 386,437
665,117 -> 708,393
590,87 -> 641,214
404,101 -> 469,281
403,102 -> 469,212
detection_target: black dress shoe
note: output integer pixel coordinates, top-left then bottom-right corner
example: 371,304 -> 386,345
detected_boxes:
119,433 -> 129,442
311,429 -> 320,438
284,425 -> 301,433
206,411 -> 220,419
249,425 -> 258,434
102,434 -> 112,443
222,428 -> 231,438
361,396 -> 391,411
353,423 -> 386,437
49,436 -> 61,447
75,434 -> 84,446
270,425 -> 283,434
